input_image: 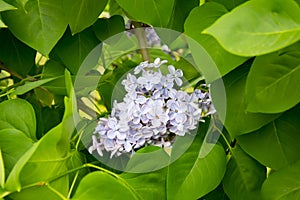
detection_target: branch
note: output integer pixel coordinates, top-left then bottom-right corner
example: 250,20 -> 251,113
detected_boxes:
132,21 -> 151,62
0,61 -> 24,80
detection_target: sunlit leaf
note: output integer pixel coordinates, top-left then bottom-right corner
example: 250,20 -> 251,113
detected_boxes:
72,172 -> 139,200
0,99 -> 36,140
203,0 -> 300,56
2,0 -> 68,55
185,3 -> 248,81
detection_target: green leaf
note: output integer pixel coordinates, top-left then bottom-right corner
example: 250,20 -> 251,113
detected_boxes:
167,131 -> 227,199
71,172 -> 139,200
63,0 -> 108,34
124,146 -> 169,173
207,0 -> 248,10
121,168 -> 167,200
5,71 -> 77,197
53,28 -> 99,74
222,145 -> 266,200
167,0 -> 199,32
211,61 -> 280,138
0,129 -> 33,175
261,160 -> 300,200
121,147 -> 168,200
0,99 -> 36,140
115,0 -> 175,27
0,149 -> 5,188
2,0 -> 68,55
0,0 -> 16,12
14,77 -> 58,95
238,105 -> 300,170
246,42 -> 300,113
93,15 -> 125,41
203,0 -> 300,56
0,29 -> 36,77
184,3 -> 248,81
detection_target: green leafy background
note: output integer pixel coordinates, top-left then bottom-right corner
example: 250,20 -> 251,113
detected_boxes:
0,0 -> 300,199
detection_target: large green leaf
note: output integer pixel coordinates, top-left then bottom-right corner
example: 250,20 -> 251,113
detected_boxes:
115,0 -> 175,27
211,61 -> 280,138
246,42 -> 300,113
238,105 -> 300,170
71,172 -> 139,200
167,130 -> 226,199
167,0 -> 199,32
222,145 -> 266,200
5,71 -> 77,199
0,129 -> 33,175
2,0 -> 68,55
121,146 -> 168,200
184,3 -> 248,81
261,160 -> 300,200
53,28 -> 99,74
63,0 -> 108,34
121,169 -> 166,200
0,99 -> 36,140
93,15 -> 125,42
0,29 -> 36,77
203,0 -> 300,56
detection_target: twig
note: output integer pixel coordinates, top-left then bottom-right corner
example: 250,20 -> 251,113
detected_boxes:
132,22 -> 151,62
0,61 -> 23,80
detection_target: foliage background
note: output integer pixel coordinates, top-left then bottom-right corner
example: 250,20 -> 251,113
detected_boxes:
0,0 -> 300,199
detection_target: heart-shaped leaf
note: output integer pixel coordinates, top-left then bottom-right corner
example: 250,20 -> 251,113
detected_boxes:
185,2 -> 248,81
0,99 -> 36,140
203,0 -> 300,56
2,0 -> 68,55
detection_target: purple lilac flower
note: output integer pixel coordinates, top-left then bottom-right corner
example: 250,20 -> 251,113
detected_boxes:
89,58 -> 216,158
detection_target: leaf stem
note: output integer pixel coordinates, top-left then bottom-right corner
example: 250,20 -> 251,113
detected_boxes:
46,183 -> 68,200
67,171 -> 79,199
0,61 -> 23,80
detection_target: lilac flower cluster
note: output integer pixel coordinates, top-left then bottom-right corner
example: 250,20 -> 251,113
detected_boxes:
89,58 -> 216,158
